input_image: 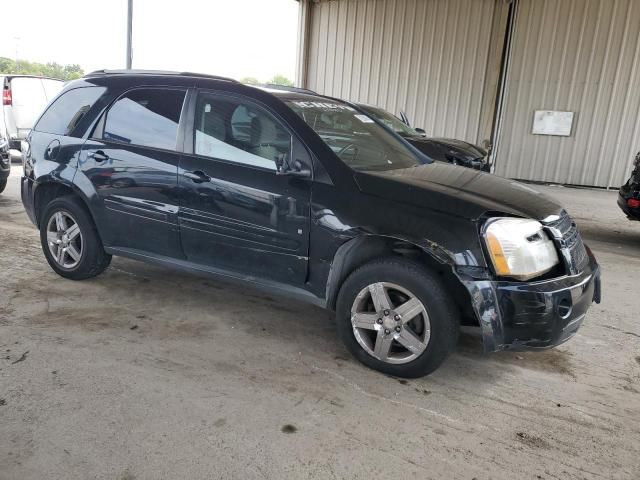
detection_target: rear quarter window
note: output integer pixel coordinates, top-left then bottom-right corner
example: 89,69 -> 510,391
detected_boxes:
35,86 -> 106,136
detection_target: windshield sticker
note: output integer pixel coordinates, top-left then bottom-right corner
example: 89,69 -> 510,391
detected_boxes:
354,114 -> 375,123
293,101 -> 356,111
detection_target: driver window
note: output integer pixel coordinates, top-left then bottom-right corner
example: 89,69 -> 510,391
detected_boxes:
194,94 -> 291,170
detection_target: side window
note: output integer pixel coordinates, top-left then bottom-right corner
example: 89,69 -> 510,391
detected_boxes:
34,86 -> 106,136
194,93 -> 291,170
104,88 -> 186,150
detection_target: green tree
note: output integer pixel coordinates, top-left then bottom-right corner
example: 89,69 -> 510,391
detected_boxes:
240,76 -> 260,85
0,57 -> 84,81
268,74 -> 294,87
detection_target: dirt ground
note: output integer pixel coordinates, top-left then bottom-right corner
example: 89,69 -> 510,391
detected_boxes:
1,164 -> 639,480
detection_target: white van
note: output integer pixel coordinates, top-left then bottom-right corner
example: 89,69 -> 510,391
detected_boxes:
1,75 -> 64,159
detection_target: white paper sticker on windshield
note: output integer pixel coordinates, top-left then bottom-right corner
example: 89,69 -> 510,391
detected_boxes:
292,101 -> 355,111
354,114 -> 374,123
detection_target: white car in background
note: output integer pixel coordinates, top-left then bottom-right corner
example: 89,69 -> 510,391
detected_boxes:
1,75 -> 64,160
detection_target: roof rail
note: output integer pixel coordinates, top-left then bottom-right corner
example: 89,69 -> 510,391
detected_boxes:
85,69 -> 238,83
258,83 -> 317,95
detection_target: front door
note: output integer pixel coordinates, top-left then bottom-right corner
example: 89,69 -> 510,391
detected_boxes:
79,87 -> 186,257
178,91 -> 311,284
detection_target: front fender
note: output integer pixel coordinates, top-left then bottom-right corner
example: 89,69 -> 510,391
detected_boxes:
323,233 -> 459,311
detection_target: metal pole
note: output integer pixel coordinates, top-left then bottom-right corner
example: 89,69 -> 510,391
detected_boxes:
126,0 -> 133,69
14,37 -> 20,73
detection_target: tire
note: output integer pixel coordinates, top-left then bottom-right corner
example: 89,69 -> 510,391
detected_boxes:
336,257 -> 459,378
39,195 -> 111,280
0,178 -> 6,194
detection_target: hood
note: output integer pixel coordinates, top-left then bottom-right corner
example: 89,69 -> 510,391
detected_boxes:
428,137 -> 486,157
354,162 -> 563,221
405,136 -> 484,154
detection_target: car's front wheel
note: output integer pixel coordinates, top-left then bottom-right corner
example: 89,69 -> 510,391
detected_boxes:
0,178 -> 7,194
336,258 -> 459,378
39,196 -> 111,280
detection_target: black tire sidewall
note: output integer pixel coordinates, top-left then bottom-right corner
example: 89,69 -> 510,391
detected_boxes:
39,196 -> 107,280
336,258 -> 459,378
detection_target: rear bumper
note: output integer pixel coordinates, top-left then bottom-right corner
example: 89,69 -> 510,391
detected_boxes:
463,250 -> 601,352
21,176 -> 37,225
617,192 -> 640,220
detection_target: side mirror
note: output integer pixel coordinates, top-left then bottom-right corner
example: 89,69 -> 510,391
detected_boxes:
414,127 -> 427,135
276,154 -> 311,178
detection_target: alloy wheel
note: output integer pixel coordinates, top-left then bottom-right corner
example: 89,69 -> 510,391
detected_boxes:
350,282 -> 431,364
46,211 -> 83,269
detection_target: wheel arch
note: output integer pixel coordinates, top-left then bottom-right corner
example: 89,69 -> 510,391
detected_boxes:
325,234 -> 477,325
33,177 -> 95,229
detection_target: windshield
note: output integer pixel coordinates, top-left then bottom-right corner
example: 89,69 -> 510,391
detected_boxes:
286,99 -> 424,171
359,105 -> 421,138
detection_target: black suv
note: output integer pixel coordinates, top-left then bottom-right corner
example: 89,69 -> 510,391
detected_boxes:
21,71 -> 601,377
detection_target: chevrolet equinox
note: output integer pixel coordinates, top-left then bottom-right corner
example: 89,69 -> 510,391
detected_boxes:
21,70 -> 601,377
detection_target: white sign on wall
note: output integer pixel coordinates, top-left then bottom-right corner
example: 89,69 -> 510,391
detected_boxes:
532,110 -> 574,136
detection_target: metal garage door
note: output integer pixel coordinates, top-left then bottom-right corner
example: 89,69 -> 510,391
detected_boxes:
494,0 -> 640,188
299,0 -> 502,145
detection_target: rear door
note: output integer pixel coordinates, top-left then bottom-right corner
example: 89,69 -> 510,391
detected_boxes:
80,87 -> 186,258
178,90 -> 311,284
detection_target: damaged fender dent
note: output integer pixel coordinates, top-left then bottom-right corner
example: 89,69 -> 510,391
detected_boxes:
454,253 -> 601,353
324,234 -> 457,310
418,238 -> 455,265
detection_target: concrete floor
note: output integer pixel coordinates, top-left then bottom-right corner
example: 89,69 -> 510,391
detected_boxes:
1,165 -> 639,479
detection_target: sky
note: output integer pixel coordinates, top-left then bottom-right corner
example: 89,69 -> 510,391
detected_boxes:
0,0 -> 299,82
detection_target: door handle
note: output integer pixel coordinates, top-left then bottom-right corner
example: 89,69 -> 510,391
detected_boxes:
89,150 -> 110,162
183,170 -> 211,183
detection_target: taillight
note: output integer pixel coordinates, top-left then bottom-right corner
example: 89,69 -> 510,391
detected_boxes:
627,198 -> 640,209
2,88 -> 11,106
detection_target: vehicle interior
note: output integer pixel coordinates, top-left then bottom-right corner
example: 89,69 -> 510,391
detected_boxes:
195,96 -> 291,169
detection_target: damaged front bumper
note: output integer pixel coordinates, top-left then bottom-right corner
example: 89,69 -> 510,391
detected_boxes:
461,248 -> 601,352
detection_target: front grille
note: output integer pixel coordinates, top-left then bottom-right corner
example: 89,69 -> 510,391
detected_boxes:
544,211 -> 588,274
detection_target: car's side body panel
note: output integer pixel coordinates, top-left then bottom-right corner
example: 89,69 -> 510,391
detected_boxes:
176,87 -> 314,285
78,139 -> 183,258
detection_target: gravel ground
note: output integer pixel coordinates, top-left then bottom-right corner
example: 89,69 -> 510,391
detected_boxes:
1,165 -> 639,480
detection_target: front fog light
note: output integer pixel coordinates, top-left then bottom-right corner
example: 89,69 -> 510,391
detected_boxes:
484,218 -> 559,280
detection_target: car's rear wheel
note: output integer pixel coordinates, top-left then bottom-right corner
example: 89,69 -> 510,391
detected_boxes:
336,257 -> 459,378
39,196 -> 111,280
0,179 -> 7,194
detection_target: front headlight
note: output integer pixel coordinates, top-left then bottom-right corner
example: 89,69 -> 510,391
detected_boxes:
483,218 -> 559,280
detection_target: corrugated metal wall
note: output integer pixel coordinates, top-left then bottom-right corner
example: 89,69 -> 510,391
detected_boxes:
495,0 -> 640,187
302,0 -> 499,144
